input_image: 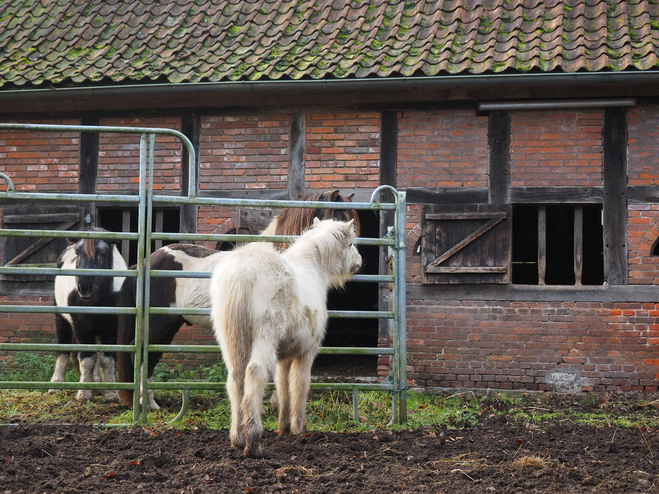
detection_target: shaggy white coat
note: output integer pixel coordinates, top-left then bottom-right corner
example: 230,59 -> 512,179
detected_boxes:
210,219 -> 361,458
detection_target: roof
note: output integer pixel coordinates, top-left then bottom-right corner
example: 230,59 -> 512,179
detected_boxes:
1,0 -> 658,90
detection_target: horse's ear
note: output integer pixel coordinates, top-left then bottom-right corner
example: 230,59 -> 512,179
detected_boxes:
327,189 -> 341,202
344,193 -> 355,202
313,217 -> 321,227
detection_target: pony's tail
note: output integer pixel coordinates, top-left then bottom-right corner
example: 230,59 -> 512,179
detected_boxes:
116,276 -> 137,406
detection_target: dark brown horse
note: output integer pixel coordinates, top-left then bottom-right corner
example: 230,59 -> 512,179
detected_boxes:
117,190 -> 360,409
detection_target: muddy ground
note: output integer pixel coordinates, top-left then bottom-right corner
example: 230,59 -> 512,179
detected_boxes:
1,397 -> 658,494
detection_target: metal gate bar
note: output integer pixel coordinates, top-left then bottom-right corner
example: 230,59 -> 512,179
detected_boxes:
0,123 -> 407,426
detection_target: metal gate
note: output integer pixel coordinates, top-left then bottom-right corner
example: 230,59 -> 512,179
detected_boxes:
0,123 -> 407,426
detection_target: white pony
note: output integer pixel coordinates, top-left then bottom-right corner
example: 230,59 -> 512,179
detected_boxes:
210,218 -> 361,458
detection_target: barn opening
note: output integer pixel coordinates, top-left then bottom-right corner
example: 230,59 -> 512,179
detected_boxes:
97,207 -> 180,266
314,209 -> 380,379
512,204 -> 604,285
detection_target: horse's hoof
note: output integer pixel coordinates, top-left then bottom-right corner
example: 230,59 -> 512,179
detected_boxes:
243,444 -> 263,458
47,388 -> 60,395
76,390 -> 93,401
230,434 -> 246,450
102,391 -> 120,403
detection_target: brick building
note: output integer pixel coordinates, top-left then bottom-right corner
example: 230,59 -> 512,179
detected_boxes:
2,0 -> 659,392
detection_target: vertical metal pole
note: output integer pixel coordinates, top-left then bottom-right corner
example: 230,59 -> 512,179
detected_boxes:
132,133 -> 149,424
395,190 -> 407,423
140,133 -> 156,424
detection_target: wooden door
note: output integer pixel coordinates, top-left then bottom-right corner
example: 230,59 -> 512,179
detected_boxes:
421,204 -> 511,284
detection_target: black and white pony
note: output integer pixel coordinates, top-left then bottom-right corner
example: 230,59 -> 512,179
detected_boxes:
210,218 -> 362,458
49,227 -> 127,403
117,190 -> 360,409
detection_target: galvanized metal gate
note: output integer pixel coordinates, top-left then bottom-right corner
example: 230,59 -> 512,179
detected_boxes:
0,123 -> 407,426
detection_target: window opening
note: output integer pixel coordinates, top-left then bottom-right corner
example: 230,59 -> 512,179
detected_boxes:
97,207 -> 180,266
651,238 -> 659,257
512,204 -> 604,285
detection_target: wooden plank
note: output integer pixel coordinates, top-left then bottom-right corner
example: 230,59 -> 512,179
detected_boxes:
574,205 -> 583,286
629,186 -> 659,203
288,113 -> 306,200
538,205 -> 547,285
488,111 -> 510,204
3,212 -> 81,224
426,212 -> 506,221
511,186 -> 603,203
407,186 -> 603,205
426,266 -> 507,274
602,107 -> 628,285
406,187 -> 488,204
5,221 -> 77,266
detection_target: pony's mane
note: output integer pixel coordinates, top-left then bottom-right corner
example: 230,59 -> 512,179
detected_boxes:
273,190 -> 360,249
288,219 -> 358,288
77,227 -> 110,259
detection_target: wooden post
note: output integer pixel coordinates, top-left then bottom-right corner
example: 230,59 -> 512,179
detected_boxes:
379,111 -> 397,363
488,111 -> 511,205
574,205 -> 583,285
602,107 -> 628,285
538,205 -> 547,285
288,113 -> 306,200
180,116 -> 199,237
79,117 -> 99,227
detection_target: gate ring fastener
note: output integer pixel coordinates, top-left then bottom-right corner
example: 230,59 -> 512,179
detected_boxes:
0,173 -> 15,194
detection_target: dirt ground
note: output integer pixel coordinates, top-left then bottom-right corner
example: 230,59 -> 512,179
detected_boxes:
1,397 -> 658,494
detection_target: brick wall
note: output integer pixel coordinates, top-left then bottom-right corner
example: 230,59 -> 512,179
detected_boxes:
628,103 -> 659,186
199,115 -> 290,192
0,294 -> 55,344
305,112 -> 380,189
510,110 -> 603,187
98,117 -> 182,192
407,299 -> 659,392
628,205 -> 659,285
0,119 -> 81,192
397,109 -> 488,188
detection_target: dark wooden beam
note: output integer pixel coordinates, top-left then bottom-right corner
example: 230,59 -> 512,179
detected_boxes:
510,187 -> 603,203
288,113 -> 306,200
407,283 -> 659,303
79,116 -> 99,226
180,115 -> 200,235
379,111 -> 397,340
602,107 -> 628,285
404,186 -> 604,205
488,111 -> 510,204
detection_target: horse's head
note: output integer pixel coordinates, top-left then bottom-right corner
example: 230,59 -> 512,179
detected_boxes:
272,190 -> 361,250
69,228 -> 118,301
312,190 -> 361,237
310,218 -> 362,288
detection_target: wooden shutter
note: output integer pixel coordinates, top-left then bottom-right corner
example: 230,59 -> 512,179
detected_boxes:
421,204 -> 511,284
1,206 -> 83,281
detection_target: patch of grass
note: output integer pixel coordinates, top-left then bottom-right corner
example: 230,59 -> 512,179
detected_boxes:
3,355 -> 659,433
0,352 -> 78,383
